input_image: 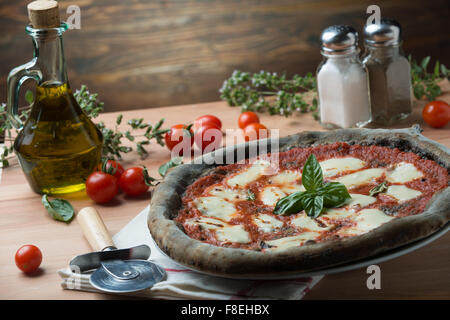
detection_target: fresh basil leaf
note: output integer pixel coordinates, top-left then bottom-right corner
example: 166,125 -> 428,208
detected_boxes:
42,195 -> 74,223
274,191 -> 307,215
301,154 -> 323,191
369,181 -> 388,196
318,182 -> 351,207
158,157 -> 183,177
302,195 -> 324,218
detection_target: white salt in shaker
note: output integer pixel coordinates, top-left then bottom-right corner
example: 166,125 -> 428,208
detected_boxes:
316,25 -> 371,129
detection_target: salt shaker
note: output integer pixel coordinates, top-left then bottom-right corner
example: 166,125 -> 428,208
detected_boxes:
316,25 -> 371,129
363,19 -> 412,124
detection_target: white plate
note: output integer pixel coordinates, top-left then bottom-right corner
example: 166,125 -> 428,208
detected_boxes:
164,224 -> 449,280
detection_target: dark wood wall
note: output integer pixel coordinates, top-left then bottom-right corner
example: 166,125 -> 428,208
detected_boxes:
1,0 -> 449,112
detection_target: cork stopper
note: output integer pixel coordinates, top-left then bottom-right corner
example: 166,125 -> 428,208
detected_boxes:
27,1 -> 60,28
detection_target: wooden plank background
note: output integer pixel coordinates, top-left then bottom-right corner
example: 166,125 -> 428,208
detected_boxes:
0,0 -> 449,112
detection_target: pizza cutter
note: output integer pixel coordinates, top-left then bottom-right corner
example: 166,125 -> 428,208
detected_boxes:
69,207 -> 166,293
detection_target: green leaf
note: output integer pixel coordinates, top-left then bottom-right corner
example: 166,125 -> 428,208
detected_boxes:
301,154 -> 323,191
421,56 -> 430,70
116,114 -> 123,125
318,182 -> 351,207
440,64 -> 448,77
25,90 -> 34,105
433,61 -> 440,78
158,157 -> 183,177
273,191 -> 307,215
369,182 -> 388,196
302,195 -> 324,218
246,190 -> 256,201
41,195 -> 74,223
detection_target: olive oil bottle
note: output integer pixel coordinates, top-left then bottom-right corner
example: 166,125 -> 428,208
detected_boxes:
7,1 -> 102,194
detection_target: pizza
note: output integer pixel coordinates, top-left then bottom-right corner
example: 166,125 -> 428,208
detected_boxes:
148,126 -> 450,277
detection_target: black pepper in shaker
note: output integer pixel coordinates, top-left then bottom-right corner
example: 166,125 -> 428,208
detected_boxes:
363,19 -> 413,125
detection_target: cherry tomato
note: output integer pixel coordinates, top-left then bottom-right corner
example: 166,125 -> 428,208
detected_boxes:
119,167 -> 150,196
86,171 -> 118,203
164,124 -> 194,156
15,244 -> 42,273
194,115 -> 222,131
422,100 -> 450,128
194,124 -> 223,153
97,160 -> 124,180
243,122 -> 269,141
238,111 -> 260,129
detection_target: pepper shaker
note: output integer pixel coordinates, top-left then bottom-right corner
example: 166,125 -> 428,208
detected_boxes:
316,25 -> 371,129
363,19 -> 412,124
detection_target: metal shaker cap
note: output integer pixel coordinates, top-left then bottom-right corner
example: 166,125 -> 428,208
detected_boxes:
364,18 -> 401,46
321,25 -> 358,55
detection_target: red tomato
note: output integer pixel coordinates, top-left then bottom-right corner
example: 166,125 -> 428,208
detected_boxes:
243,122 -> 269,141
194,115 -> 222,131
164,124 -> 194,156
97,160 -> 124,180
422,100 -> 450,128
238,111 -> 260,129
86,171 -> 118,203
119,167 -> 150,196
194,124 -> 223,153
15,244 -> 42,273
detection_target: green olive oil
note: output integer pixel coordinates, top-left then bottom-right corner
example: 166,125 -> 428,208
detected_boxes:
14,83 -> 103,194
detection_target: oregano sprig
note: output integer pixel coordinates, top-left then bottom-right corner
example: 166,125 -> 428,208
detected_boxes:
408,55 -> 448,101
219,70 -> 318,118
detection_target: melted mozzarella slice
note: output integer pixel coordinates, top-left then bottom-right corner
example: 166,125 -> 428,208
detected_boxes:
334,168 -> 384,189
386,162 -> 423,183
193,196 -> 237,221
280,184 -> 305,194
386,185 -> 422,202
216,225 -> 250,243
319,157 -> 366,177
253,214 -> 284,233
260,186 -> 287,207
185,217 -> 226,230
185,217 -> 250,243
347,193 -> 377,208
291,213 -> 329,231
322,208 -> 355,219
271,170 -> 301,184
265,232 -> 318,251
339,208 -> 393,236
208,186 -> 247,201
227,160 -> 270,187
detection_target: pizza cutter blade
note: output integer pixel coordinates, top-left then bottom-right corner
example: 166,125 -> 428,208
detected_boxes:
73,207 -> 166,293
90,259 -> 166,293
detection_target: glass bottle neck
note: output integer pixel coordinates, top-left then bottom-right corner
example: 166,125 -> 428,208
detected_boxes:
27,24 -> 69,86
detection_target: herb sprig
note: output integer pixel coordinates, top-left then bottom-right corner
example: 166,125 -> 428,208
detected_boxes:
274,154 -> 351,218
409,56 -> 449,101
220,70 -> 318,118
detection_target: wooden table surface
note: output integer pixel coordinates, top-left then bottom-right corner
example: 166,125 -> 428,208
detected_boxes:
1,89 -> 449,300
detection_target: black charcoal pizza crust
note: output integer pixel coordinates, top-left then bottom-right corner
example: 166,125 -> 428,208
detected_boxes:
148,126 -> 450,278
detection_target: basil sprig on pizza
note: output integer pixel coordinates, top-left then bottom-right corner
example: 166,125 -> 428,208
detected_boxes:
274,154 -> 351,217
